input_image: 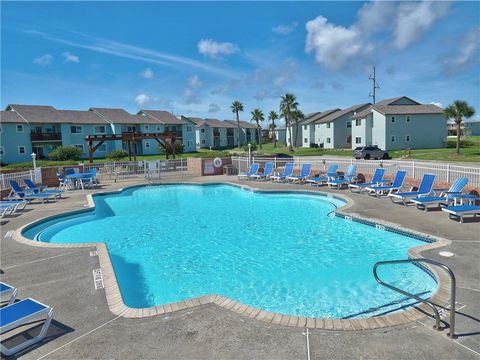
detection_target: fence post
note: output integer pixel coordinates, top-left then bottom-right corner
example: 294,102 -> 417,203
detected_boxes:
412,161 -> 416,179
274,157 -> 277,169
1,174 -> 4,189
447,164 -> 451,183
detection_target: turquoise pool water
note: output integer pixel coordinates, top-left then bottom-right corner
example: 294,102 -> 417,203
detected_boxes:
24,184 -> 437,318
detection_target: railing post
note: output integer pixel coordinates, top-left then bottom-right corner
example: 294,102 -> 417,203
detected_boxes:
412,161 -> 416,179
446,164 -> 451,183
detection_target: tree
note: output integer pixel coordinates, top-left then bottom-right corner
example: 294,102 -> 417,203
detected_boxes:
268,111 -> 279,147
251,108 -> 265,149
444,100 -> 475,154
231,100 -> 244,147
280,93 -> 299,152
291,110 -> 305,148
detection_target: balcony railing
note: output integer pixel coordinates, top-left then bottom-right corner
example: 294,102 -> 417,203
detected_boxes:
30,132 -> 62,141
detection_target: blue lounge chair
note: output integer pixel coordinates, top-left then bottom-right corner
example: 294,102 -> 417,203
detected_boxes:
410,177 -> 469,211
327,164 -> 357,189
366,170 -> 407,197
389,174 -> 436,205
442,205 -> 480,223
80,168 -> 98,189
286,163 -> 312,183
307,164 -> 339,186
238,163 -> 260,180
0,298 -> 54,356
250,162 -> 274,181
348,168 -> 385,193
0,282 -> 17,305
7,180 -> 56,203
270,163 -> 294,182
23,179 -> 64,198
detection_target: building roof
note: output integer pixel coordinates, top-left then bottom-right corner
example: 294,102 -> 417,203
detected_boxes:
4,104 -> 61,123
188,117 -> 238,128
352,97 -> 442,119
315,103 -> 371,124
185,117 -> 204,125
224,120 -> 258,129
55,110 -> 107,124
0,110 -> 28,123
302,108 -> 341,125
90,108 -> 158,124
139,110 -> 187,125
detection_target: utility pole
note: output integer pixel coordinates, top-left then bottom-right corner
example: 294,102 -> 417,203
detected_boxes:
369,66 -> 380,104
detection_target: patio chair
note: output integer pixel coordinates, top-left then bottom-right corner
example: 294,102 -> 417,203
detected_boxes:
307,164 -> 339,186
7,180 -> 56,203
0,200 -> 27,218
442,205 -> 480,223
366,170 -> 407,197
348,168 -> 385,193
238,163 -> 260,180
389,174 -> 436,205
286,163 -> 312,183
327,164 -> 358,189
0,298 -> 54,356
270,162 -> 294,182
250,162 -> 274,181
23,179 -> 64,198
0,282 -> 17,305
79,168 -> 98,189
410,177 -> 469,211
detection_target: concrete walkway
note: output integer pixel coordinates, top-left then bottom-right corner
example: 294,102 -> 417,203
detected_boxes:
1,175 -> 479,359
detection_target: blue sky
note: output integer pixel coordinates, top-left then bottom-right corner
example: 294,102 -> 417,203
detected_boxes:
1,1 -> 479,123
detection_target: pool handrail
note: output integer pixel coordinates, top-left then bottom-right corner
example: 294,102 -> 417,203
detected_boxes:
373,258 -> 457,338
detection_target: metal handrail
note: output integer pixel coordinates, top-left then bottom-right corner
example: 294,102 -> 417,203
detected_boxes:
373,258 -> 457,338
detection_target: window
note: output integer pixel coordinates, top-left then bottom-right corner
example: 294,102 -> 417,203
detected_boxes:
326,137 -> 331,144
18,146 -> 26,154
304,138 -> 308,143
94,125 -> 106,134
187,126 -> 193,132
145,141 -> 150,149
70,125 -> 82,134
201,139 -> 206,144
347,121 -> 351,128
355,119 -> 362,126
73,144 -> 84,152
187,141 -> 192,147
201,128 -> 205,133
355,137 -> 362,144
405,135 -> 411,142
144,125 -> 149,132
126,126 -> 136,132
391,135 -> 396,142
391,116 -> 395,123
406,116 -> 411,123
16,124 -> 24,133
303,125 -> 307,130
326,123 -> 331,129
0,146 -> 4,155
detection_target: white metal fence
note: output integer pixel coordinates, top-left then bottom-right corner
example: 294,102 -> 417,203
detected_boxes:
0,168 -> 42,190
231,156 -> 480,188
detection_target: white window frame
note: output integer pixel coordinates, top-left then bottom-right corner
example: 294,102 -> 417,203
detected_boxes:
201,128 -> 205,133
391,116 -> 396,123
73,144 -> 84,153
406,116 -> 411,123
304,138 -> 308,143
347,121 -> 351,128
16,124 -> 24,133
355,119 -> 361,126
70,125 -> 83,134
145,141 -> 150,149
94,125 -> 106,134
355,137 -> 362,144
187,126 -> 193,132
405,135 -> 411,142
18,146 -> 26,154
303,125 -> 307,130
391,135 -> 396,142
326,137 -> 331,144
201,139 -> 206,144
326,123 -> 331,129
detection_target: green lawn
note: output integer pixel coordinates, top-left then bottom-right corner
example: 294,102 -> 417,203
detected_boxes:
2,137 -> 479,170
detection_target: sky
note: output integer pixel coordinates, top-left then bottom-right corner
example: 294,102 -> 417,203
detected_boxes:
1,1 -> 479,124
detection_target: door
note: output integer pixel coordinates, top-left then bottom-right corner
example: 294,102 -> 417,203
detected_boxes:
33,146 -> 45,159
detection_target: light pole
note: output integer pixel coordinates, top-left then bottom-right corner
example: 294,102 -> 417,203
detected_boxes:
31,152 -> 37,169
248,143 -> 252,167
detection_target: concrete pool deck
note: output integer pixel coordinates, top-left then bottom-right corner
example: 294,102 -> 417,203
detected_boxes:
1,175 -> 479,359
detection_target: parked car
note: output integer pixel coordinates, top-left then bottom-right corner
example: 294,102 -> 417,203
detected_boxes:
353,145 -> 389,160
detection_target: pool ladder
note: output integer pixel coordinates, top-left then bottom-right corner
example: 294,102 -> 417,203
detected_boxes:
373,258 -> 457,338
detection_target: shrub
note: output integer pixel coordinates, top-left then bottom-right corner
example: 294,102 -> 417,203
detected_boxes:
106,149 -> 129,161
48,146 -> 82,161
159,142 -> 184,156
242,142 -> 257,152
446,138 -> 474,148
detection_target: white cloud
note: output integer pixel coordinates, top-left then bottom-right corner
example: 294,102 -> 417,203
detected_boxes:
393,1 -> 450,49
141,68 -> 154,79
305,16 -> 373,70
272,22 -> 298,35
33,54 -> 53,66
356,1 -> 396,36
188,74 -> 203,88
62,51 -> 79,63
440,27 -> 480,75
197,39 -> 239,59
134,94 -> 150,107
208,103 -> 221,113
430,102 -> 443,108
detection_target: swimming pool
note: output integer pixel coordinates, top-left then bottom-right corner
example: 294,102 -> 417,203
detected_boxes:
23,184 -> 437,319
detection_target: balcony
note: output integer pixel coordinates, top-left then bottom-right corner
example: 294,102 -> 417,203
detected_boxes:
30,132 -> 62,141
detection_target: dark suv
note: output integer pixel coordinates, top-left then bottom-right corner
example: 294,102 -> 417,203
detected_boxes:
353,145 -> 389,160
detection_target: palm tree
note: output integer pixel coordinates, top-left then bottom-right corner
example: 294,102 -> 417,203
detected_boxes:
444,100 -> 475,154
251,108 -> 264,149
268,111 -> 279,147
280,93 -> 299,152
291,110 -> 305,148
231,100 -> 244,147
